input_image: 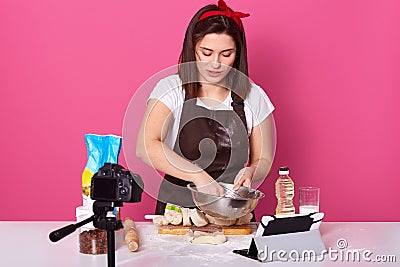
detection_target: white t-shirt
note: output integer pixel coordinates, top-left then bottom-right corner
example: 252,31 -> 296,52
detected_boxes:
148,74 -> 275,149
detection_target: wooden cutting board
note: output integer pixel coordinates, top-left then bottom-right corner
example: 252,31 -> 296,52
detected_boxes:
158,222 -> 257,235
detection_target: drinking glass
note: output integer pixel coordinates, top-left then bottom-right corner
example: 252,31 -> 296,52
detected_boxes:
299,187 -> 320,214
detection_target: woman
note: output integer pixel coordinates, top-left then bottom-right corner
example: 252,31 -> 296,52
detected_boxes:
136,0 -> 275,214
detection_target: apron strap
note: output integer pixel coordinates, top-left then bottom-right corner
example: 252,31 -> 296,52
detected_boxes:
231,94 -> 248,135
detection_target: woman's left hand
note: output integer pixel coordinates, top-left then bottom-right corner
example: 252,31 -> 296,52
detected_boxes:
233,167 -> 254,190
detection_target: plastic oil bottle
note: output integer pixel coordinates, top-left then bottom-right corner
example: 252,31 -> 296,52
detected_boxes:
275,166 -> 295,215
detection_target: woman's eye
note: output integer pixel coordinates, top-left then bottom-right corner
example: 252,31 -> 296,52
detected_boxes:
202,52 -> 212,57
222,53 -> 232,57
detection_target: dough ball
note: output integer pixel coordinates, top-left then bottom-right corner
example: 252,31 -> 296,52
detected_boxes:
190,209 -> 208,227
153,215 -> 169,225
165,210 -> 183,225
181,208 -> 191,226
190,231 -> 227,245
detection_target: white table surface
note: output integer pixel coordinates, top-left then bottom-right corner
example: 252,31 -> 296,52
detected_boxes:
1,221 -> 399,266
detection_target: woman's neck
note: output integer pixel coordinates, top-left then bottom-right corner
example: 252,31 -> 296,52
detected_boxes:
198,83 -> 230,104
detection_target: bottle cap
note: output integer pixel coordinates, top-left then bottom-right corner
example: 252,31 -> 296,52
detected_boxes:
279,166 -> 289,175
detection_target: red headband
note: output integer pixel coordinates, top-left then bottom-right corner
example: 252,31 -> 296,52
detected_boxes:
198,0 -> 250,31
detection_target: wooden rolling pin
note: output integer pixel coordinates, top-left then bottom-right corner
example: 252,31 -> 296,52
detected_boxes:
123,217 -> 139,252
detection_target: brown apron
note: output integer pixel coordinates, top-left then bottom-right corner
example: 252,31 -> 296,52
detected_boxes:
155,93 -> 249,214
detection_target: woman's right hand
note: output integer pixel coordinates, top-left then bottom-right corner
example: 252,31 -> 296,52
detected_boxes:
192,172 -> 225,197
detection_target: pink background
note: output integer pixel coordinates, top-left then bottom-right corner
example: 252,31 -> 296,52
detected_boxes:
1,0 -> 399,222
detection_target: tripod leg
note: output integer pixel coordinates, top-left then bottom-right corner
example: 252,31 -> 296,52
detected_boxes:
107,230 -> 115,267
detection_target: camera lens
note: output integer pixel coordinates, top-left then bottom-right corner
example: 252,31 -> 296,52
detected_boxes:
120,186 -> 128,195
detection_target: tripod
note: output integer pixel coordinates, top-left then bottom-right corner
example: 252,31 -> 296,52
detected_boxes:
49,201 -> 124,267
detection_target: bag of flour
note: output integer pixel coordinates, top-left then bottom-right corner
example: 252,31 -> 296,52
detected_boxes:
81,134 -> 122,196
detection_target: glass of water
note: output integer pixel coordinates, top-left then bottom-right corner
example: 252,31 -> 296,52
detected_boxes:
299,187 -> 320,214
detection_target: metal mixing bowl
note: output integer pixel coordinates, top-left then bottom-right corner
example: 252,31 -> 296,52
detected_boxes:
187,182 -> 265,219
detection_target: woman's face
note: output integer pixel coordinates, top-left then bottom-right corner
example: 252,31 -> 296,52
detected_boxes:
195,33 -> 236,85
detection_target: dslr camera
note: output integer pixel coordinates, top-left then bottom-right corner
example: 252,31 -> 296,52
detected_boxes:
90,163 -> 143,203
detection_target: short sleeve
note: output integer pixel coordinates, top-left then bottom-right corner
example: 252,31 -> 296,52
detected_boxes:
246,84 -> 275,126
148,75 -> 184,113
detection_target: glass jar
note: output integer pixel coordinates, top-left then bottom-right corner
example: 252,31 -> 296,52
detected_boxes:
76,206 -> 107,254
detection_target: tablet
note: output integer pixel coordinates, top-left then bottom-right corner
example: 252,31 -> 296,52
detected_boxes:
255,212 -> 324,237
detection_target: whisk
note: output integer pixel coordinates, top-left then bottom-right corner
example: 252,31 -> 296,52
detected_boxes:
219,183 -> 247,199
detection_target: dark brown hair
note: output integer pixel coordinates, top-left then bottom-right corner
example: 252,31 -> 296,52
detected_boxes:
178,4 -> 251,101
